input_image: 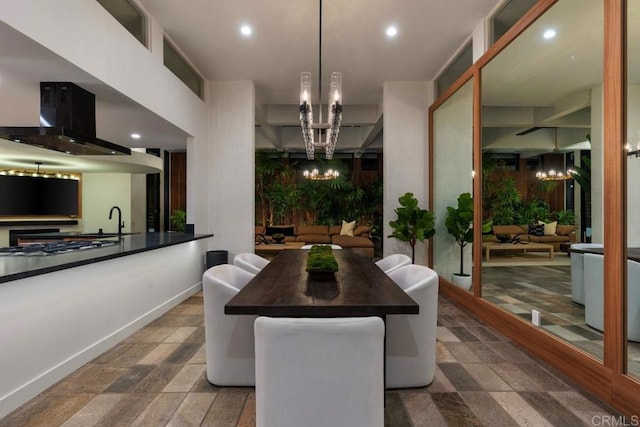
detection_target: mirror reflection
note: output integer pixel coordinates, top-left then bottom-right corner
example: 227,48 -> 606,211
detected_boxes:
480,0 -> 612,363
626,0 -> 640,380
433,80 -> 474,292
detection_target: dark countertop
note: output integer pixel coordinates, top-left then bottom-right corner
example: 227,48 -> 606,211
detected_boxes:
0,232 -> 213,284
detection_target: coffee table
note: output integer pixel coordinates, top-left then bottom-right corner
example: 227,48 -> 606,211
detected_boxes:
482,242 -> 554,261
255,241 -> 305,257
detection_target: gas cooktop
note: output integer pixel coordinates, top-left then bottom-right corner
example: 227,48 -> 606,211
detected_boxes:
0,240 -> 116,256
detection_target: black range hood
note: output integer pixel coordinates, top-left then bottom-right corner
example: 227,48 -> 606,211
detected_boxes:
0,82 -> 131,156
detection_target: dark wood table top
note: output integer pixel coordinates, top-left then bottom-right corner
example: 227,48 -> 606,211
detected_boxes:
225,249 -> 419,317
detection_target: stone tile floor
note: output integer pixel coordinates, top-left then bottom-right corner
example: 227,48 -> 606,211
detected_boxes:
0,292 -> 623,426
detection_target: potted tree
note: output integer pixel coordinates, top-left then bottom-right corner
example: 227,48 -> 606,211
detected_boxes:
388,192 -> 435,263
445,193 -> 489,290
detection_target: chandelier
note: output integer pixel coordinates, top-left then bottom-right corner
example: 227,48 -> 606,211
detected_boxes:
303,168 -> 339,180
0,161 -> 79,180
535,128 -> 574,181
299,0 -> 343,160
535,168 -> 575,181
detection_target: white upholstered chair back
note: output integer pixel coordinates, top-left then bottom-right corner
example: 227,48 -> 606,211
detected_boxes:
584,254 -> 640,342
626,259 -> 640,342
202,264 -> 257,386
584,252 -> 604,332
254,316 -> 384,427
233,252 -> 270,274
375,253 -> 412,275
386,264 -> 439,388
570,243 -> 603,305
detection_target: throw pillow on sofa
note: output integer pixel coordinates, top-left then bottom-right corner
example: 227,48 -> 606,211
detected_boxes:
340,220 -> 356,236
537,220 -> 557,236
528,224 -> 545,236
353,225 -> 372,236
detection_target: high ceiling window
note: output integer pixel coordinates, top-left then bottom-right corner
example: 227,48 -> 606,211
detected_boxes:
163,37 -> 204,99
96,0 -> 147,47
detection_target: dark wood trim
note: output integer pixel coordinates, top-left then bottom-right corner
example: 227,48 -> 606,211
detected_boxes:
603,0 -> 626,373
430,70 -> 474,113
612,375 -> 640,416
474,0 -> 558,70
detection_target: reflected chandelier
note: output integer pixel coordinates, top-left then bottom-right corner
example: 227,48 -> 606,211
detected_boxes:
299,0 -> 343,160
535,128 -> 575,181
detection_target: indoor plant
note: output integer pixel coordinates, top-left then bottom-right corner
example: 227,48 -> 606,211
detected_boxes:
445,192 -> 490,290
271,232 -> 285,244
169,209 -> 186,232
305,245 -> 339,279
388,192 -> 435,264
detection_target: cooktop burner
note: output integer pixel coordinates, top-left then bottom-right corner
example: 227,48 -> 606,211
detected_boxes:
0,240 -> 116,256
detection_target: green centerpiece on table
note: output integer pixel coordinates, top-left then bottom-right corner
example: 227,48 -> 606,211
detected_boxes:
306,245 -> 339,279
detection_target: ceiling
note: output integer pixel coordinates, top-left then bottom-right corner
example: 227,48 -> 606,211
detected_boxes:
0,0 -> 504,172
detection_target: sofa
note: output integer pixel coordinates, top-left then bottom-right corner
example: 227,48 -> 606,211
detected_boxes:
488,223 -> 577,251
255,224 -> 375,258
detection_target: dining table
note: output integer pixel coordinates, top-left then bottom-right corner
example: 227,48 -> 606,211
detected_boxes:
225,248 -> 419,317
225,248 -> 419,400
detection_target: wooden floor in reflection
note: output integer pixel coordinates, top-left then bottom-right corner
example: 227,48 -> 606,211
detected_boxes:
482,263 -> 640,379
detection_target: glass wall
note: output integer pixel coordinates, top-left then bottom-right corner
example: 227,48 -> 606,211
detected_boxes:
480,0 -> 605,361
433,80 -> 474,291
626,0 -> 640,381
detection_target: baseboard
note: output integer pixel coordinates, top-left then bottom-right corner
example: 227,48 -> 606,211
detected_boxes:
0,282 -> 202,419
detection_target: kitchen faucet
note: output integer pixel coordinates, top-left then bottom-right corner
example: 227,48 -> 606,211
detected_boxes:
109,206 -> 124,236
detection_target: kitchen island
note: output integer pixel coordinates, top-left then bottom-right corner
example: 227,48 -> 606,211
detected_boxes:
0,232 -> 213,418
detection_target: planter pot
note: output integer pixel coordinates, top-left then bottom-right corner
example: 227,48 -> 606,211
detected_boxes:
451,274 -> 472,291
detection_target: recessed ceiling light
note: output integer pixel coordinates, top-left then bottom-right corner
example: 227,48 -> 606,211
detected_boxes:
131,133 -> 141,139
543,29 -> 556,39
386,26 -> 398,38
240,25 -> 252,37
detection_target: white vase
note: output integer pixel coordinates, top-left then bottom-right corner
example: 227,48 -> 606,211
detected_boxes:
451,274 -> 472,291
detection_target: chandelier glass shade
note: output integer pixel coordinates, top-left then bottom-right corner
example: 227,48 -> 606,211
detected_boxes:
299,0 -> 342,160
0,161 -> 79,180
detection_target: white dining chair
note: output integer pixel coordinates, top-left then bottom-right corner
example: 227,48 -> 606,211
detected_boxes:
386,264 -> 439,388
584,253 -> 640,342
570,243 -> 603,305
202,264 -> 257,386
583,252 -> 604,332
233,252 -> 270,274
300,244 -> 342,249
375,253 -> 412,275
254,316 -> 384,427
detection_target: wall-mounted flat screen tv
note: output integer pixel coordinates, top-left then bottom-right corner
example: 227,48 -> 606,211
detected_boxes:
0,175 -> 79,216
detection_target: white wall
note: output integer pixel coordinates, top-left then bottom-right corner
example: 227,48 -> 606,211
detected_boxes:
207,81 -> 255,260
81,173 -> 132,233
0,239 -> 208,418
383,82 -> 433,264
